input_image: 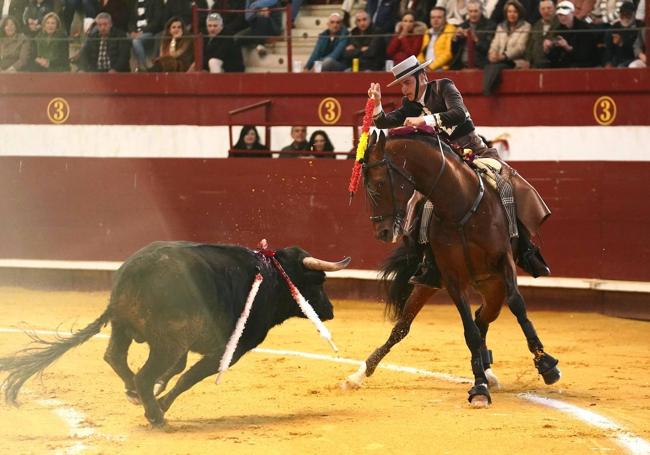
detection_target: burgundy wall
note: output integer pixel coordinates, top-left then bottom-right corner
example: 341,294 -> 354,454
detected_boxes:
1,157 -> 648,282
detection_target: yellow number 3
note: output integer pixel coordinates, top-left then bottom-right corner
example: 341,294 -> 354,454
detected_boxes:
47,97 -> 70,124
593,96 -> 616,126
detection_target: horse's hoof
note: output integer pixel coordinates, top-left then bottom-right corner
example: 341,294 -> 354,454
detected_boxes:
340,363 -> 367,390
125,389 -> 141,405
467,383 -> 491,409
340,378 -> 362,391
485,368 -> 501,390
541,366 -> 561,385
469,395 -> 490,409
153,381 -> 166,397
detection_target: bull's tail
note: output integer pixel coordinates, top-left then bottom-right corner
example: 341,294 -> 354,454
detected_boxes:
380,238 -> 420,321
0,310 -> 110,405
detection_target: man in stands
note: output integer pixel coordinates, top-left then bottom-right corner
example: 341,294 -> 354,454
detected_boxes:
203,12 -> 244,72
367,56 -> 551,286
419,6 -> 456,71
522,0 -> 558,68
364,0 -> 399,33
305,12 -> 349,71
280,126 -> 310,157
128,0 -> 164,71
234,0 -> 282,58
603,1 -> 644,67
79,12 -> 129,72
544,0 -> 598,67
342,10 -> 385,71
450,0 -> 496,69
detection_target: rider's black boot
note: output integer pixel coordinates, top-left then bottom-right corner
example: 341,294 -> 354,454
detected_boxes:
515,227 -> 550,278
408,246 -> 442,289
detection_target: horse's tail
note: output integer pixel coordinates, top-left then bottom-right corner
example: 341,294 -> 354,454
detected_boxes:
380,238 -> 421,321
0,309 -> 110,405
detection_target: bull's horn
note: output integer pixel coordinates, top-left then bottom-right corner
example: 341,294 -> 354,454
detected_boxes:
303,256 -> 351,272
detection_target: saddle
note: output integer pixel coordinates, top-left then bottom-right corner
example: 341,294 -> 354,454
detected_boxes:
388,125 -> 437,138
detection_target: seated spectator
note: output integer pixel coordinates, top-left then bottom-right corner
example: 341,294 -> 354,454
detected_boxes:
545,0 -> 598,67
98,0 -> 129,33
343,10 -> 386,71
387,11 -> 426,65
419,6 -> 456,71
436,0 -> 467,26
31,11 -> 69,71
23,9 -> 40,36
451,0 -> 496,69
79,12 -> 129,72
62,0 -> 97,34
149,16 -> 193,72
489,0 -> 540,25
280,126 -> 310,157
0,16 -> 30,71
234,0 -> 282,58
603,1 -> 643,67
522,0 -> 558,68
203,12 -> 244,72
305,12 -> 349,71
629,29 -> 646,67
231,125 -> 272,158
128,0 -> 164,72
22,0 -> 53,28
365,0 -> 400,33
483,0 -> 531,95
309,130 -> 335,158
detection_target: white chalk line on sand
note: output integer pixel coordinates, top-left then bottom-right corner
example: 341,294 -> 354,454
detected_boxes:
1,327 -> 649,455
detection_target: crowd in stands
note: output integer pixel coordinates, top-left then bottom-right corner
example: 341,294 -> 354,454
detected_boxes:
229,125 -> 338,157
0,0 -> 646,73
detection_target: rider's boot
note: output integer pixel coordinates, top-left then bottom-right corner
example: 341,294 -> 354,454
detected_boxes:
408,246 -> 442,289
515,228 -> 550,278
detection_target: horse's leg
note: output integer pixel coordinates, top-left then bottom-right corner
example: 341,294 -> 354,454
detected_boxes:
501,257 -> 561,385
154,352 -> 188,397
475,279 -> 506,390
446,281 -> 491,408
103,322 -> 140,405
342,285 -> 435,389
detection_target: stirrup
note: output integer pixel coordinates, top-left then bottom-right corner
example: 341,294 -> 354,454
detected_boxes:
408,262 -> 441,289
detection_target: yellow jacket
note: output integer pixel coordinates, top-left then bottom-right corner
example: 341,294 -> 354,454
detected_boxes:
418,23 -> 456,71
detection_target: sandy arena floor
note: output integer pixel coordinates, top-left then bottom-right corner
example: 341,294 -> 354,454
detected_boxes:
0,287 -> 649,454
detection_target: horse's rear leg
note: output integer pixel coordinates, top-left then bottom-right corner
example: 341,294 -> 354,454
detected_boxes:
103,322 -> 139,405
342,286 -> 435,389
502,259 -> 561,385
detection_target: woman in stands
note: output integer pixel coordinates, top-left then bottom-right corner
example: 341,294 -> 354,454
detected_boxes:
0,16 -> 30,72
231,125 -> 272,158
386,11 -> 427,65
309,130 -> 335,159
150,16 -> 194,72
31,12 -> 70,72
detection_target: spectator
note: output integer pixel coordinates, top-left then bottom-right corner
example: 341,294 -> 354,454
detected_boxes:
309,130 -> 335,158
483,0 -> 531,95
628,29 -> 645,67
545,0 -> 598,67
436,0 -> 467,26
97,0 -> 128,32
231,125 -> 272,158
522,0 -> 558,68
61,0 -> 96,34
23,8 -> 40,36
149,16 -> 193,72
603,1 -> 643,67
305,12 -> 349,71
234,0 -> 282,58
343,10 -> 386,71
203,12 -> 244,72
22,0 -> 53,28
31,11 -> 69,71
79,12 -> 129,71
399,0 -> 436,23
419,6 -> 456,71
387,11 -> 426,65
128,0 -> 164,72
280,126 -> 310,157
1,0 -> 28,25
0,16 -> 30,71
365,0 -> 400,33
490,0 -> 540,25
571,0 -> 596,20
451,0 -> 496,69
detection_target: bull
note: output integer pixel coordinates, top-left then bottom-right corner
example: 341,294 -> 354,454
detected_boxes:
0,241 -> 350,426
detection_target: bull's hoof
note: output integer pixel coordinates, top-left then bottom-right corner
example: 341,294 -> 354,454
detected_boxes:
125,389 -> 141,405
541,366 -> 561,385
485,368 -> 501,390
340,363 -> 366,390
467,383 -> 491,409
145,409 -> 166,428
534,353 -> 561,385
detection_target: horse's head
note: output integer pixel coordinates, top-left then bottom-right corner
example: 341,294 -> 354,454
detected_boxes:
363,130 -> 417,243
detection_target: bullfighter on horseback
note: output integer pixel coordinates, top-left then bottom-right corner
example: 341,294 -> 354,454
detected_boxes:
368,55 -> 550,287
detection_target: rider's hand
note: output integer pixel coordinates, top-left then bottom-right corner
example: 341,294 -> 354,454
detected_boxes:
404,116 -> 425,128
368,82 -> 381,103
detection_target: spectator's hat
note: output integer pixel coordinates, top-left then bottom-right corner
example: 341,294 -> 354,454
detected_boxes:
619,1 -> 635,14
556,0 -> 575,15
387,55 -> 433,87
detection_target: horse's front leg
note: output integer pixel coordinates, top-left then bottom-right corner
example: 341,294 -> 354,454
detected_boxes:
342,285 -> 435,389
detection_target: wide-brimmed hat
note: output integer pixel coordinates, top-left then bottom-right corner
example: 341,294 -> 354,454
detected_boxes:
387,55 -> 432,87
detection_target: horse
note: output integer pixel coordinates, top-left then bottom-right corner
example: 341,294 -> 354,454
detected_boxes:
343,129 -> 560,408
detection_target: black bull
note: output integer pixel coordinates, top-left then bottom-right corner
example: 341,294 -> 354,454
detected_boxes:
0,241 -> 350,425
